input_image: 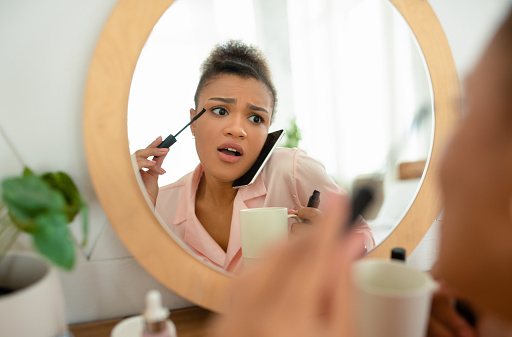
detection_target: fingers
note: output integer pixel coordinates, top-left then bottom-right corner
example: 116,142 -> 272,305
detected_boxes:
427,287 -> 477,337
299,207 -> 322,222
148,135 -> 163,147
428,316 -> 458,337
235,199 -> 346,293
328,235 -> 361,336
210,196 -> 359,337
289,206 -> 322,236
317,193 -> 349,241
135,147 -> 169,161
290,222 -> 316,236
142,162 -> 166,177
294,205 -> 322,223
273,201 -> 351,317
136,156 -> 167,175
134,139 -> 169,171
231,236 -> 310,311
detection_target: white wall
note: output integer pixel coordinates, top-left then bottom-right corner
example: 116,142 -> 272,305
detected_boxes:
0,0 -> 194,325
1,0 -> 510,325
430,0 -> 512,80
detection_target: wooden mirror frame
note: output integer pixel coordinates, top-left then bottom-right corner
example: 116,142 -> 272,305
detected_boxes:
84,0 -> 460,313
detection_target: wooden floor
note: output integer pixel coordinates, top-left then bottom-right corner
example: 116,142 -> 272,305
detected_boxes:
69,306 -> 213,337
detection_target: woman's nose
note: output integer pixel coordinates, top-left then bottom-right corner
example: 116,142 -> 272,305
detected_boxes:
224,116 -> 247,139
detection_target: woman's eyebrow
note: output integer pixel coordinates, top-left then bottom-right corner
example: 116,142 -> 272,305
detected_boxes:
209,97 -> 236,104
208,97 -> 269,115
247,103 -> 269,115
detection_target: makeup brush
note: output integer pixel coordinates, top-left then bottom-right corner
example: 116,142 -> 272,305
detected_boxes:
345,186 -> 374,232
157,108 -> 206,149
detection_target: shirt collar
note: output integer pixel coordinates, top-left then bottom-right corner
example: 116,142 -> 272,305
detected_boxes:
238,173 -> 267,202
172,164 -> 203,226
171,165 -> 268,268
173,165 -> 267,225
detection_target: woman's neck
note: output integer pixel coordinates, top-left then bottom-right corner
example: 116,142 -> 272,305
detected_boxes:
196,173 -> 238,207
195,173 -> 237,252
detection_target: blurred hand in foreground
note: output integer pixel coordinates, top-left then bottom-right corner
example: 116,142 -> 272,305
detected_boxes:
208,196 -> 361,337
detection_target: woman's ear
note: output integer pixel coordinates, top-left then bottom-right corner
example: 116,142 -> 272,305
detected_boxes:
190,108 -> 197,136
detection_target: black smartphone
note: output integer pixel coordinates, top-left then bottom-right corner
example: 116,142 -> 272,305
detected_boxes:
232,129 -> 285,188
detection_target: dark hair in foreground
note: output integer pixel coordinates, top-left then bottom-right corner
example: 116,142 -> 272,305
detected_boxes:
194,40 -> 278,121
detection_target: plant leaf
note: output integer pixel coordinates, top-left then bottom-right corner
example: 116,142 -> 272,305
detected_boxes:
41,172 -> 81,222
23,167 -> 35,177
79,197 -> 88,247
33,212 -> 75,270
1,175 -> 66,232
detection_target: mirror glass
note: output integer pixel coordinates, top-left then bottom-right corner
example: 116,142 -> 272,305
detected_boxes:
127,0 -> 432,272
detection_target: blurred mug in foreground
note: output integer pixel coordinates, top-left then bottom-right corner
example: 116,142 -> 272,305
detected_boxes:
240,207 -> 301,266
352,259 -> 438,337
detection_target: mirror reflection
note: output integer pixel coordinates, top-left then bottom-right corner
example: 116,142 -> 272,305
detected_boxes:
128,0 -> 432,272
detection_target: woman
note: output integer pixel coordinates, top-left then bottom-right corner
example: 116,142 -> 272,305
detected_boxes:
135,40 -> 374,272
206,8 -> 512,337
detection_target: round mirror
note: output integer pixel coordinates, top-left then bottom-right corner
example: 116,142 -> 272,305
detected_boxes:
84,0 -> 460,313
128,0 -> 433,257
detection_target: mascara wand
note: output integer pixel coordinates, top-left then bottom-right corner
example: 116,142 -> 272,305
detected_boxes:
157,108 -> 206,149
345,186 -> 374,232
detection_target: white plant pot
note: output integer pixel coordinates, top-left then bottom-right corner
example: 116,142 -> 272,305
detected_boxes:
0,252 -> 68,337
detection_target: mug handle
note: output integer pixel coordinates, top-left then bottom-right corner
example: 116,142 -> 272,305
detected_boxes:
287,214 -> 302,223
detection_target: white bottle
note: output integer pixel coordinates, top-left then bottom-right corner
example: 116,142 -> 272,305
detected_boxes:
142,290 -> 177,337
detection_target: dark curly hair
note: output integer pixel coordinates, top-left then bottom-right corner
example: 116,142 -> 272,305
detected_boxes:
194,40 -> 278,121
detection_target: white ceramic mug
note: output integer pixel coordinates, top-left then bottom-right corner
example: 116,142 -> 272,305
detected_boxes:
352,259 -> 439,337
239,207 -> 301,265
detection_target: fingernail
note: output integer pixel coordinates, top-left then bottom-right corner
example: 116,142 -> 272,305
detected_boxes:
158,148 -> 169,153
160,168 -> 166,174
148,160 -> 156,164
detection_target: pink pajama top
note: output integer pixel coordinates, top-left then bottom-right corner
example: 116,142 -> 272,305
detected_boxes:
155,148 -> 374,272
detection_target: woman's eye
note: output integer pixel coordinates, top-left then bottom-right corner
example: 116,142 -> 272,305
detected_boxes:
249,114 -> 264,124
212,107 -> 228,116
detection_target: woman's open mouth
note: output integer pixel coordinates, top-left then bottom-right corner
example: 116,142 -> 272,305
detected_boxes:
218,147 -> 242,156
217,143 -> 244,163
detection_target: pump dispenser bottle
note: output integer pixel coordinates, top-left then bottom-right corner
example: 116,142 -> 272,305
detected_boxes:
142,290 -> 177,337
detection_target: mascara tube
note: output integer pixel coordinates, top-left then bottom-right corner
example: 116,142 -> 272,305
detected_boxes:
303,190 -> 320,224
307,190 -> 320,208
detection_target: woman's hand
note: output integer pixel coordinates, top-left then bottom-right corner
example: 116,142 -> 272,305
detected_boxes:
208,200 -> 360,337
133,136 -> 169,205
426,281 -> 478,337
290,206 -> 323,236
290,206 -> 367,255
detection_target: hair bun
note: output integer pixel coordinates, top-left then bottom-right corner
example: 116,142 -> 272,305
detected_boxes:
194,40 -> 278,120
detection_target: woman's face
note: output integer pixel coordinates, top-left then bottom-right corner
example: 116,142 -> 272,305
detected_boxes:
438,34 -> 512,320
190,74 -> 272,184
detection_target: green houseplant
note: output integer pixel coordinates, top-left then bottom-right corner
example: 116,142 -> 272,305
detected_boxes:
0,167 -> 87,270
280,117 -> 302,148
0,168 -> 87,336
